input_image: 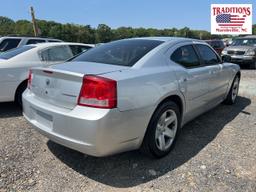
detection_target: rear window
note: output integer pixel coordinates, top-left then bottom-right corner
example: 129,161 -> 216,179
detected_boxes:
0,46 -> 35,60
72,39 -> 163,66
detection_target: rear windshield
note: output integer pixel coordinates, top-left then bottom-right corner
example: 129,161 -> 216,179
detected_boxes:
0,46 -> 35,60
231,38 -> 256,46
72,39 -> 163,66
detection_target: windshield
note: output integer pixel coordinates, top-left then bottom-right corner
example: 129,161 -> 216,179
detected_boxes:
72,39 -> 163,66
0,46 -> 35,60
231,38 -> 256,46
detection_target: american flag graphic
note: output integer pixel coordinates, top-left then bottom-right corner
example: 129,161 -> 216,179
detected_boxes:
216,14 -> 246,27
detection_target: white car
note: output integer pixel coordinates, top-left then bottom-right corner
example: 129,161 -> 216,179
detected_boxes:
0,42 -> 94,105
0,36 -> 62,52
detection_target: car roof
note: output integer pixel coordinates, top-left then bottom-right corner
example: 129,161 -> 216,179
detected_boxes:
27,42 -> 95,49
0,36 -> 61,40
130,36 -> 193,42
205,39 -> 223,42
120,37 -> 206,45
237,35 -> 256,39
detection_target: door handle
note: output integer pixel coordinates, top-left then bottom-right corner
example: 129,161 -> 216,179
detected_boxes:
180,78 -> 187,82
209,70 -> 218,74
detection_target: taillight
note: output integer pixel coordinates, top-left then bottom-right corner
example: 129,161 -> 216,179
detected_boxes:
28,70 -> 33,89
78,75 -> 117,109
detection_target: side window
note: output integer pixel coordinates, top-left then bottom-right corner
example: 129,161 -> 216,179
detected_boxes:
69,45 -> 91,56
171,45 -> 200,68
26,39 -> 46,45
40,45 -> 73,62
0,39 -> 21,52
196,44 -> 220,65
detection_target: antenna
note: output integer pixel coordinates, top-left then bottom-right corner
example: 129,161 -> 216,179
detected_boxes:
30,6 -> 38,37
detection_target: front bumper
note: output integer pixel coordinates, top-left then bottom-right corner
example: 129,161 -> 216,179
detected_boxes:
223,54 -> 256,64
22,90 -> 151,157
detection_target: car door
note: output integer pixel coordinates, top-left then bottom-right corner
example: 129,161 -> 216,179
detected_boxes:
170,44 -> 211,121
195,44 -> 229,103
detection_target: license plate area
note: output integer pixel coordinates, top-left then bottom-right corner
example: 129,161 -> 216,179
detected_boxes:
31,107 -> 53,129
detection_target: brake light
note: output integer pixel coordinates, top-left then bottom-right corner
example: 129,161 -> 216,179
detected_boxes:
78,75 -> 117,109
28,70 -> 33,89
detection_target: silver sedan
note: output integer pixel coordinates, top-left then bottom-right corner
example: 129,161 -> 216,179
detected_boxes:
22,37 -> 240,158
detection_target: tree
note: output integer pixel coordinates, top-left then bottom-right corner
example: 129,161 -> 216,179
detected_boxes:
96,24 -> 113,43
253,25 -> 256,35
0,16 -> 236,42
113,27 -> 135,40
14,20 -> 33,36
0,16 -> 15,35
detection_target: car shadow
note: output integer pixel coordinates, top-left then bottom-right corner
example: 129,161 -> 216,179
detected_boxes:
0,102 -> 22,118
47,96 -> 251,188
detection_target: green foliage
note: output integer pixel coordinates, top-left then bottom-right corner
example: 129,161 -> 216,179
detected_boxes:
96,24 -> 113,43
253,25 -> 256,35
14,20 -> 34,36
0,16 -> 254,43
0,16 -> 15,35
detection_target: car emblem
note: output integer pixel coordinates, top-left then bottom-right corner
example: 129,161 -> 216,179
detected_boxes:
46,79 -> 50,86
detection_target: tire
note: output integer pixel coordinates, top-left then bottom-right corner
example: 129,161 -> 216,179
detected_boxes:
223,75 -> 240,105
15,82 -> 27,107
250,61 -> 256,69
140,101 -> 181,158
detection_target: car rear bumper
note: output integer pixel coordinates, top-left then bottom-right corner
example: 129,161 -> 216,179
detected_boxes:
22,90 -> 151,157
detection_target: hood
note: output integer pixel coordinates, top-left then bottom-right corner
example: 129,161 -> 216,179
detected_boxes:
49,61 -> 129,75
225,45 -> 255,52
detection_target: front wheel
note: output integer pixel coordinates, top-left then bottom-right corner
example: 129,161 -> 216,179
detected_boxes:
223,75 -> 240,105
140,101 -> 181,158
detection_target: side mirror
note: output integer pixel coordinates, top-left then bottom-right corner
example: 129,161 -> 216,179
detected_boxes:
222,55 -> 231,63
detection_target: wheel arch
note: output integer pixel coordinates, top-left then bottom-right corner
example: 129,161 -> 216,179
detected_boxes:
236,71 -> 241,79
157,95 -> 184,118
15,79 -> 28,101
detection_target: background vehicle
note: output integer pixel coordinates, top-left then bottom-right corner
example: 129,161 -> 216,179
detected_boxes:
221,36 -> 256,69
222,38 -> 233,47
0,42 -> 94,105
23,37 -> 240,158
205,39 -> 225,55
0,36 -> 62,52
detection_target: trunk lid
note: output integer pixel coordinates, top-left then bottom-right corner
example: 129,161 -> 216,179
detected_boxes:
30,61 -> 128,109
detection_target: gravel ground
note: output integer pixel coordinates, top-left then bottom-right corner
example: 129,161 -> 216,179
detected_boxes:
0,70 -> 255,192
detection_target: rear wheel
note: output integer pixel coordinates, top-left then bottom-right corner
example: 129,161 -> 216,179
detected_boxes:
15,81 -> 27,107
223,75 -> 240,105
141,101 -> 181,158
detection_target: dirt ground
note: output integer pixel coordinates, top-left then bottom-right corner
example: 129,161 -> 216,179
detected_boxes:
0,70 -> 255,192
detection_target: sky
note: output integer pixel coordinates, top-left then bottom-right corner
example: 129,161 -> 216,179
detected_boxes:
1,0 -> 255,31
